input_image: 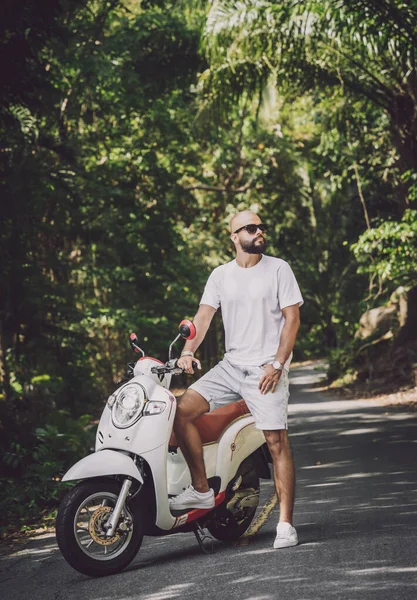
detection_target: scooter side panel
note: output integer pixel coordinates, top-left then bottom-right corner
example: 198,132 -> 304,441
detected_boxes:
166,443 -> 218,497
61,449 -> 144,483
141,446 -> 176,531
203,444 -> 218,480
166,449 -> 191,496
145,441 -> 226,532
215,416 -> 266,491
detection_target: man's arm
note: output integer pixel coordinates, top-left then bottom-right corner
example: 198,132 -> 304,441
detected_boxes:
259,304 -> 301,395
275,304 -> 301,366
178,304 -> 217,374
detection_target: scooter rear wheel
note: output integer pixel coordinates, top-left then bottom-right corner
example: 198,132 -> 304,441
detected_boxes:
56,479 -> 144,577
207,456 -> 260,542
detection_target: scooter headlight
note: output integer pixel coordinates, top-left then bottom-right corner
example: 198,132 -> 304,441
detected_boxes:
111,383 -> 146,429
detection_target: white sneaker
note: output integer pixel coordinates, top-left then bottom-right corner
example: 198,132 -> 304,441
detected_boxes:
273,522 -> 298,548
169,485 -> 215,511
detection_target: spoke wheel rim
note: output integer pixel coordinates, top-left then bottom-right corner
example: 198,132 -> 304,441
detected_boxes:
74,491 -> 133,561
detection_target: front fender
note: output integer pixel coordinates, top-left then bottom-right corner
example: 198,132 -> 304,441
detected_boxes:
61,449 -> 144,484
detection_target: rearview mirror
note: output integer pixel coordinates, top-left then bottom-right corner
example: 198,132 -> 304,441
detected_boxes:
178,319 -> 196,340
129,333 -> 145,356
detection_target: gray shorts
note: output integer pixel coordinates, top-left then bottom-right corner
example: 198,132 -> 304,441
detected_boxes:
189,355 -> 290,430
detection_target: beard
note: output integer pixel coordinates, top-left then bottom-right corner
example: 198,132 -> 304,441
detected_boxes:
240,236 -> 267,254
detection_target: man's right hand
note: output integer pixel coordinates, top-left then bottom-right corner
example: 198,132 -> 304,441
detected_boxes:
177,355 -> 201,375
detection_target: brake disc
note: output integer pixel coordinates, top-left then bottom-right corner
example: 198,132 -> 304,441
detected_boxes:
88,506 -> 120,546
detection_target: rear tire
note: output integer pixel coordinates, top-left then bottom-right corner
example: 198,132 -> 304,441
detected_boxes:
207,456 -> 260,542
56,479 -> 144,577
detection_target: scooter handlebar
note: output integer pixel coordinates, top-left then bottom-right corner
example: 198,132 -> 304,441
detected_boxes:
151,359 -> 198,375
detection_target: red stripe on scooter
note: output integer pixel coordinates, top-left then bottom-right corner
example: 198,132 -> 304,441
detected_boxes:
138,356 -> 164,364
180,490 -> 226,525
164,390 -> 175,420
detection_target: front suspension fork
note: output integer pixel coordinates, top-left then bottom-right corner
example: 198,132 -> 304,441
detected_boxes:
104,478 -> 132,537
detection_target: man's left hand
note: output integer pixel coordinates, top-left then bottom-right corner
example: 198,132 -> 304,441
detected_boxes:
258,364 -> 282,395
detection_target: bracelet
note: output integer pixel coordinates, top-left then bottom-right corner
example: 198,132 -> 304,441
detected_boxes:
180,351 -> 194,358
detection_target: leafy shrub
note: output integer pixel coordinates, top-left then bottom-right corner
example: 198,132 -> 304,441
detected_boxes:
327,340 -> 361,383
352,209 -> 417,288
0,411 -> 96,534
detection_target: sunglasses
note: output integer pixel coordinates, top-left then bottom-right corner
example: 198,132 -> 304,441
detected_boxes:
233,223 -> 268,235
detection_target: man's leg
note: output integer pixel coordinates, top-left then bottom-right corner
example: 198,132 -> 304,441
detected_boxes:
171,358 -> 241,510
241,369 -> 297,547
173,389 -> 211,493
263,429 -> 295,524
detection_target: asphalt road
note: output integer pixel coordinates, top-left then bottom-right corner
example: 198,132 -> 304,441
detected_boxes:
1,362 -> 417,600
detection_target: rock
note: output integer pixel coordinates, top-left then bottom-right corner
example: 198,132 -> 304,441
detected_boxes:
355,286 -> 411,340
355,305 -> 397,340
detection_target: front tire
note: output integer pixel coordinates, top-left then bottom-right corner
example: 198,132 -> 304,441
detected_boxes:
207,456 -> 260,542
56,479 -> 144,577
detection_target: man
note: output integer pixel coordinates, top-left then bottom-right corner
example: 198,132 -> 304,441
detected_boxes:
170,210 -> 303,549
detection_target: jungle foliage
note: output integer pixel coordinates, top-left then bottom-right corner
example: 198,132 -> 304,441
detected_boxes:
0,0 -> 416,532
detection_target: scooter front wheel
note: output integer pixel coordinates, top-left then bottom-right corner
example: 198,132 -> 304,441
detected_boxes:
56,479 -> 144,577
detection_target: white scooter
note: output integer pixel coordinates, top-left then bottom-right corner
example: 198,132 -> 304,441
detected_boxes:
56,320 -> 271,577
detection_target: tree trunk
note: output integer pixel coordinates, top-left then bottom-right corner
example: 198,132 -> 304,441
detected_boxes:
390,91 -> 417,203
323,320 -> 338,349
0,320 -> 12,401
394,285 -> 417,345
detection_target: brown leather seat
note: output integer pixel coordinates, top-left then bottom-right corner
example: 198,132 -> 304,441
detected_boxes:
169,399 -> 250,447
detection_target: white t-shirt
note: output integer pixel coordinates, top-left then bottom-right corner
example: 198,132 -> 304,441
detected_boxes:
200,255 -> 303,369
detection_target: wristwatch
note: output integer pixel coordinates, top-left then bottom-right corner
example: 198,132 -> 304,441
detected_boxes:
181,350 -> 194,358
271,361 -> 284,372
